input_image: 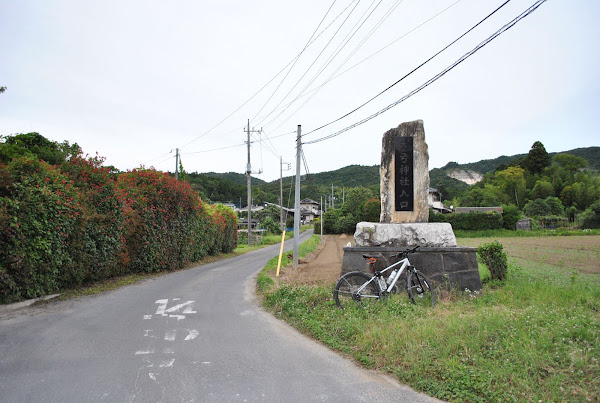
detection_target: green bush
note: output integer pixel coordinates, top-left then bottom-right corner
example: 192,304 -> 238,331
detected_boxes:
260,216 -> 281,235
285,215 -> 294,228
477,241 -> 508,281
501,204 -> 521,230
579,200 -> 600,229
334,213 -> 357,234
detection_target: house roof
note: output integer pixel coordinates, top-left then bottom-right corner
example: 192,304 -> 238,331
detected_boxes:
455,207 -> 503,214
300,198 -> 320,205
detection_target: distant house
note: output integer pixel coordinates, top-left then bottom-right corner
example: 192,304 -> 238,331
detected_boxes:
454,207 -> 503,214
300,198 -> 321,224
264,199 -> 322,224
237,218 -> 259,231
428,188 -> 452,213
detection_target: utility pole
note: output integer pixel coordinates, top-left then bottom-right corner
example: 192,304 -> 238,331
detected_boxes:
320,195 -> 324,244
174,148 -> 179,180
331,184 -> 334,209
280,157 -> 291,230
293,125 -> 301,267
244,119 -> 262,246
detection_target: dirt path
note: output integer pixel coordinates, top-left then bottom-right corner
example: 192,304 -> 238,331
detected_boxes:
279,234 -> 352,286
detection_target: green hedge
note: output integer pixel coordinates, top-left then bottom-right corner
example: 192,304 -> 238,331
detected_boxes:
430,210 -> 503,230
0,157 -> 237,303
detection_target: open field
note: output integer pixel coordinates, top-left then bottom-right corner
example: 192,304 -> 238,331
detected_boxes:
260,234 -> 600,402
459,235 -> 600,275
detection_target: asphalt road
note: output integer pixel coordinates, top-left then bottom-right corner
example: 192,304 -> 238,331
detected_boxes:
0,230 -> 438,402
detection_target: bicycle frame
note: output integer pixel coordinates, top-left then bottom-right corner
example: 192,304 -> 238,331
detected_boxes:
357,256 -> 410,295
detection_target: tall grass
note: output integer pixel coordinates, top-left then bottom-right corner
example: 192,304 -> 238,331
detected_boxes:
261,239 -> 600,402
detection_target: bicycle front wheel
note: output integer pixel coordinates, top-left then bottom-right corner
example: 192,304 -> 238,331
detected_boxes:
334,271 -> 381,309
407,270 -> 435,307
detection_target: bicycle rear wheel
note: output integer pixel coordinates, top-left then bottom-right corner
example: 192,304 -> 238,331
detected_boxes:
334,271 -> 381,309
406,270 -> 435,307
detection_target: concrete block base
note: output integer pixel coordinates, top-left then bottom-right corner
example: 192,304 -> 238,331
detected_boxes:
342,246 -> 482,292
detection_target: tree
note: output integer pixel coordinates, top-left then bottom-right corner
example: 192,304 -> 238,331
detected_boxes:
522,141 -> 551,175
554,153 -> 587,173
342,186 -> 374,214
495,166 -> 526,208
360,198 -> 381,222
0,132 -> 80,165
0,86 -> 6,94
532,180 -> 554,200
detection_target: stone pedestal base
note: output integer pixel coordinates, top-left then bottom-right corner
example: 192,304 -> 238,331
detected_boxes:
354,222 -> 457,247
341,246 -> 482,292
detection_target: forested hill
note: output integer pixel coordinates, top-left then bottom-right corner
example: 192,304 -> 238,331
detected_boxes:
449,146 -> 600,174
189,146 -> 598,205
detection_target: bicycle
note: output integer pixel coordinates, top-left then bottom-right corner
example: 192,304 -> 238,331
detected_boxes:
333,246 -> 435,309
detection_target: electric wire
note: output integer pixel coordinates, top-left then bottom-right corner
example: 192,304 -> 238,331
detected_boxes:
176,0 -> 351,151
303,0 -> 547,146
142,150 -> 175,166
266,0 -> 406,134
250,0 -> 338,121
303,0 -> 512,138
260,0 -> 384,130
254,0 -> 363,127
252,0 -> 462,127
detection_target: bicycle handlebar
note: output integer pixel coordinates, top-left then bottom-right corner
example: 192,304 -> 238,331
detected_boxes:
394,245 -> 420,258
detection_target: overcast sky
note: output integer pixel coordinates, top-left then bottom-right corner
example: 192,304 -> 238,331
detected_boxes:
1,0 -> 598,182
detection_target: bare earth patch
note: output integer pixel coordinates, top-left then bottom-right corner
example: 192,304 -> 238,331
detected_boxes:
278,234 -> 352,286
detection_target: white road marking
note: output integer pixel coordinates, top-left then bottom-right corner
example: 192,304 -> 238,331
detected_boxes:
163,348 -> 174,354
184,329 -> 199,341
155,299 -> 169,315
159,359 -> 175,368
165,301 -> 196,315
143,330 -> 156,338
135,350 -> 154,355
164,331 -> 176,341
143,315 -> 152,320
149,373 -> 157,381
169,314 -> 186,320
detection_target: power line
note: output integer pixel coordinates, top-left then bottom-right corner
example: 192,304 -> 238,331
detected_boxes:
250,0 -> 338,121
303,0 -> 548,145
265,0 -> 406,134
254,0 -> 363,127
303,0 -> 512,138
176,0 -> 349,151
252,0 -> 462,128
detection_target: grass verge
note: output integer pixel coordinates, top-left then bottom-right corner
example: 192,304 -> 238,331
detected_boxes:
259,237 -> 600,402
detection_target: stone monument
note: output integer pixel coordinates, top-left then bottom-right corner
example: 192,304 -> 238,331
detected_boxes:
354,120 -> 457,249
342,120 -> 482,292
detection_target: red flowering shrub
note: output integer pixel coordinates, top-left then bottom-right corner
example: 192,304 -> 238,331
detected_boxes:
61,155 -> 125,283
0,157 -> 85,302
116,169 -> 203,273
214,203 -> 238,253
0,152 -> 240,303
